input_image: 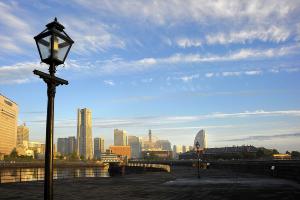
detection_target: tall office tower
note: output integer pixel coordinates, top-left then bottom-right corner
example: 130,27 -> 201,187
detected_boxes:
77,108 -> 93,159
172,144 -> 183,159
128,136 -> 142,158
68,136 -> 76,155
173,145 -> 183,154
154,140 -> 172,151
57,138 -> 68,155
194,129 -> 207,150
94,137 -> 104,159
17,123 -> 29,147
182,145 -> 187,153
148,129 -> 152,143
114,129 -> 127,146
0,94 -> 18,155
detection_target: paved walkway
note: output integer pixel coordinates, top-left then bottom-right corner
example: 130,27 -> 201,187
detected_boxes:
0,166 -> 299,200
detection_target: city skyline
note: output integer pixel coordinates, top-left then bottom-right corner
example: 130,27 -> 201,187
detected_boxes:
1,1 -> 300,152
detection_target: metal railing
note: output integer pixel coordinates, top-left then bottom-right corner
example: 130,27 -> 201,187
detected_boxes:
127,163 -> 171,172
0,167 -> 109,184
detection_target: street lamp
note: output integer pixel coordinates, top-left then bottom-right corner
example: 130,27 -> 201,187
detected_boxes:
33,17 -> 73,200
195,141 -> 201,179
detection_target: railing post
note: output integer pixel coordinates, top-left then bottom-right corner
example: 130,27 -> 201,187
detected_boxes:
19,168 -> 22,183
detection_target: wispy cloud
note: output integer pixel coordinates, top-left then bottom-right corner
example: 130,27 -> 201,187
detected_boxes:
206,26 -> 290,45
0,1 -> 34,54
178,74 -> 199,82
26,109 -> 300,128
73,1 -> 297,27
103,80 -> 115,86
64,17 -> 125,54
176,38 -> 202,48
223,132 -> 300,142
0,61 -> 45,84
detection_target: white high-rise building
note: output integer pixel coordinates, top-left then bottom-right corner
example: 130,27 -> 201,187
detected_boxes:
77,108 -> 93,159
194,129 -> 207,150
114,129 -> 127,146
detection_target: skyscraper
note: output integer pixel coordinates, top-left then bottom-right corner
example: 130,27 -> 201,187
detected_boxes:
194,129 -> 207,150
114,129 -> 127,146
68,136 -> 76,155
77,108 -> 93,159
57,136 -> 76,156
94,137 -> 104,159
0,94 -> 18,155
17,123 -> 29,147
173,144 -> 183,159
57,138 -> 68,156
128,136 -> 142,158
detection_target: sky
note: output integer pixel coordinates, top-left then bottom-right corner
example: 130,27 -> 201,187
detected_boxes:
0,0 -> 300,152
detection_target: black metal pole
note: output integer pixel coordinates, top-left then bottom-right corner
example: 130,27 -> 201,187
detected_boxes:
197,152 -> 200,179
44,63 -> 56,200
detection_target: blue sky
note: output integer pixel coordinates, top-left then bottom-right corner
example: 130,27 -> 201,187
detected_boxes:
1,0 -> 300,152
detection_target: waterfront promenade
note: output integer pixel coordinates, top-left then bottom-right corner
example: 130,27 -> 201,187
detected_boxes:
0,166 -> 299,200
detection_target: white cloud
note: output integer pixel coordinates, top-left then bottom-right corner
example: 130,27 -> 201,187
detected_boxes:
64,18 -> 125,54
141,78 -> 153,83
73,0 -> 297,27
244,70 -> 262,75
28,109 -> 300,128
270,69 -> 280,73
178,74 -> 199,82
206,26 -> 290,45
0,61 -> 45,84
0,2 -> 34,54
176,38 -> 202,48
103,80 -> 115,86
205,73 -> 214,78
222,71 -> 241,77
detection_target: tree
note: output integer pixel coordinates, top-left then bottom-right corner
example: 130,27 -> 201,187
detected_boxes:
69,152 -> 79,160
286,151 -> 291,154
272,149 -> 279,154
10,148 -> 18,158
291,151 -> 300,159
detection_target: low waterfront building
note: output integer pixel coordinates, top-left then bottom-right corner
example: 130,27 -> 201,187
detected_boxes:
154,140 -> 172,151
179,145 -> 258,160
99,152 -> 120,162
272,154 -> 291,160
109,146 -> 131,159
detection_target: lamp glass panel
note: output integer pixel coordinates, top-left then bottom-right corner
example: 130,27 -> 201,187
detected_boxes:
53,35 -> 71,62
37,35 -> 51,60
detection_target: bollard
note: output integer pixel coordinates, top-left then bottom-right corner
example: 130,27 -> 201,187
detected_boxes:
271,165 -> 275,177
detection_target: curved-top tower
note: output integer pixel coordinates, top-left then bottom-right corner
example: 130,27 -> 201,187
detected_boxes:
194,129 -> 207,150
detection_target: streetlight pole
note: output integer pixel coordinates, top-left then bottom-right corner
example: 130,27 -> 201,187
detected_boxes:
197,151 -> 200,179
33,18 -> 73,200
195,141 -> 200,179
